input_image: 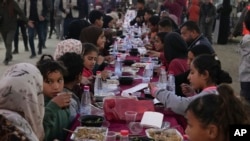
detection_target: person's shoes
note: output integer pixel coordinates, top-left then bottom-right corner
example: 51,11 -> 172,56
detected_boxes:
12,50 -> 18,54
43,46 -> 47,49
3,59 -> 9,65
48,36 -> 51,39
25,47 -> 29,51
30,55 -> 36,59
38,50 -> 42,55
9,55 -> 13,61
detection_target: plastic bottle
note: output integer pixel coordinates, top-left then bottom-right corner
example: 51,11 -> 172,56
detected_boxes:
142,61 -> 153,83
120,130 -> 129,141
167,73 -> 175,94
158,66 -> 167,89
113,40 -> 118,57
114,54 -> 122,77
94,71 -> 103,96
80,85 -> 91,116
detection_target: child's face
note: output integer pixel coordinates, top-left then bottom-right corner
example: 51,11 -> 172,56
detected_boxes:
96,17 -> 104,28
186,110 -> 210,141
187,51 -> 195,66
43,71 -> 64,98
97,32 -> 106,49
188,63 -> 206,90
154,35 -> 164,51
83,51 -> 98,70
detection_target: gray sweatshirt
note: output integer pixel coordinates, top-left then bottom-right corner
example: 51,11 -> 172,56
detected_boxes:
155,88 -> 218,116
239,34 -> 250,82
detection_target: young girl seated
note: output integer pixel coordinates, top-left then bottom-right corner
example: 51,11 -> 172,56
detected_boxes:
37,55 -> 71,141
149,54 -> 232,116
185,84 -> 250,141
57,52 -> 84,121
0,63 -> 44,141
164,32 -> 189,75
82,43 -> 99,78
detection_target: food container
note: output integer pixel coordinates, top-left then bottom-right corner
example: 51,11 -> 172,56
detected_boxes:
70,127 -> 108,141
145,128 -> 183,141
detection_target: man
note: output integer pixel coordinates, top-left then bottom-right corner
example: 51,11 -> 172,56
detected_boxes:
13,0 -> 29,54
130,0 -> 146,26
88,10 -> 104,28
199,0 -> 216,43
180,21 -> 214,53
158,17 -> 177,33
26,0 -> 49,58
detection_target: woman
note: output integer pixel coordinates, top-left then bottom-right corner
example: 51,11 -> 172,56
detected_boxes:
0,0 -> 32,65
217,0 -> 232,44
0,63 -> 44,141
164,32 -> 189,75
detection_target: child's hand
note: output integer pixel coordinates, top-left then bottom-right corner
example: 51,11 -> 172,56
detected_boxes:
149,83 -> 159,97
147,50 -> 161,57
81,76 -> 91,84
101,70 -> 109,80
52,93 -> 72,108
97,55 -> 105,65
181,83 -> 195,97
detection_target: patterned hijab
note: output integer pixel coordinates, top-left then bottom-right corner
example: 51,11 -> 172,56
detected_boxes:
0,63 -> 44,141
54,39 -> 83,60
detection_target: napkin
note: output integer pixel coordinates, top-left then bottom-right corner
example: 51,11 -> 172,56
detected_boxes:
121,83 -> 148,96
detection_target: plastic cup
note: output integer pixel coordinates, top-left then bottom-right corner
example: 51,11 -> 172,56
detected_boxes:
128,122 -> 143,135
125,111 -> 137,126
105,131 -> 117,141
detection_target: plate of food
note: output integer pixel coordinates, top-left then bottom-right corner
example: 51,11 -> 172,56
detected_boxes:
131,63 -> 147,68
145,128 -> 183,141
70,127 -> 108,141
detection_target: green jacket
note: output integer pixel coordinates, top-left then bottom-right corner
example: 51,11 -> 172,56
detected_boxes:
0,0 -> 28,32
43,96 -> 71,141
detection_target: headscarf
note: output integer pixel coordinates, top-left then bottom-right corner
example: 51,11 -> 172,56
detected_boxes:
54,39 -> 83,60
80,25 -> 103,46
0,63 -> 44,141
164,32 -> 188,62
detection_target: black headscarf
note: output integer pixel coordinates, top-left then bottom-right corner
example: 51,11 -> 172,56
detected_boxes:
189,44 -> 215,56
164,32 -> 188,63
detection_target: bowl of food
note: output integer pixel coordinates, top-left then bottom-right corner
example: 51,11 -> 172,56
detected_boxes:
145,128 -> 183,141
70,127 -> 108,141
119,76 -> 134,85
80,115 -> 104,127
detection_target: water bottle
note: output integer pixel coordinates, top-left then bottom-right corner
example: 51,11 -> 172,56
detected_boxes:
158,66 -> 167,89
142,62 -> 153,83
94,71 -> 103,96
114,54 -> 122,77
167,73 -> 175,94
113,40 -> 118,57
120,130 -> 129,141
80,86 -> 91,116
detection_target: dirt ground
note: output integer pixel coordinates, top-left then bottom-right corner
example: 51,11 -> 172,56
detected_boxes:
214,38 -> 241,94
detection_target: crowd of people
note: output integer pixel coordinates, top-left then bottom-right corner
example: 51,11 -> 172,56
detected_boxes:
1,0 -> 250,141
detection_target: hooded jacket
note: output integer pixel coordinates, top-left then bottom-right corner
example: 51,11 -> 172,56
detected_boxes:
239,34 -> 250,82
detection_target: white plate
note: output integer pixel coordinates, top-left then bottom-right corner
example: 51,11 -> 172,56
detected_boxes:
131,63 -> 147,68
70,127 -> 108,141
145,128 -> 183,141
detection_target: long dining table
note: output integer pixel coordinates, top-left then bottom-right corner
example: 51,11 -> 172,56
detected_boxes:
104,54 -> 187,137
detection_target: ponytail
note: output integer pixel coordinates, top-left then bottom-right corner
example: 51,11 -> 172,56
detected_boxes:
192,54 -> 232,85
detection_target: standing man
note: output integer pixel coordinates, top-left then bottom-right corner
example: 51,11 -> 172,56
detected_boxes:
13,0 -> 29,54
26,0 -> 49,58
199,0 -> 216,44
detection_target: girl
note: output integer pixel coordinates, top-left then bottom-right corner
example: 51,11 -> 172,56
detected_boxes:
0,63 -> 44,141
37,55 -> 71,141
185,84 -> 250,141
57,52 -> 83,121
82,43 -> 99,78
149,54 -> 232,116
164,32 -> 189,75
0,0 -> 33,65
80,26 -> 112,75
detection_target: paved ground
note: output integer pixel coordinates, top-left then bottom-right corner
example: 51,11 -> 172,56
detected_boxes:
0,35 -> 242,93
